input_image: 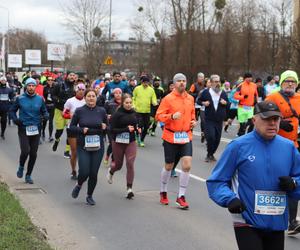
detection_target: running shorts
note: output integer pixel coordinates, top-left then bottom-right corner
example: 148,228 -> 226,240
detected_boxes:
54,108 -> 69,130
237,106 -> 254,123
163,140 -> 192,164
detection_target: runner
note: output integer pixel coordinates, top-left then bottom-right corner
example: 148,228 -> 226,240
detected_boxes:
52,72 -> 76,158
156,73 -> 196,209
266,70 -> 300,235
103,88 -> 122,166
106,94 -> 141,199
207,101 -> 300,250
10,78 -> 49,184
0,76 -> 14,140
102,71 -> 130,100
234,72 -> 258,136
133,76 -> 157,147
63,83 -> 86,180
42,76 -> 56,142
70,89 -> 107,205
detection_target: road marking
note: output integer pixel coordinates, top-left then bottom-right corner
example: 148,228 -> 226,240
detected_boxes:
175,169 -> 206,183
193,131 -> 232,143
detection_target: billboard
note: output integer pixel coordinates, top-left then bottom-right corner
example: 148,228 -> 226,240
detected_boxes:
25,49 -> 41,65
47,44 -> 66,61
8,54 -> 22,68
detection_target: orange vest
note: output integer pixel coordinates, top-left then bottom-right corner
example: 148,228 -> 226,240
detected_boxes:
266,92 -> 300,147
155,90 -> 196,143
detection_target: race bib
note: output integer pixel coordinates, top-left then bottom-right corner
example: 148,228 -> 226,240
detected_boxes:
116,132 -> 130,144
254,190 -> 286,215
47,94 -> 52,101
84,135 -> 100,151
243,105 -> 252,111
174,132 -> 190,144
0,94 -> 9,101
26,125 -> 39,136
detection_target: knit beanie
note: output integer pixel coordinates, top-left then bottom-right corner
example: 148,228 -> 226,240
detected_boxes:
173,73 -> 187,83
280,70 -> 299,85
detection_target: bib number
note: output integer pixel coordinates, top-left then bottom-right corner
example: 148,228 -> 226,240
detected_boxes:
243,105 -> 252,111
84,135 -> 100,151
0,94 -> 9,101
254,190 -> 286,215
26,125 -> 39,136
174,132 -> 189,144
116,132 -> 130,144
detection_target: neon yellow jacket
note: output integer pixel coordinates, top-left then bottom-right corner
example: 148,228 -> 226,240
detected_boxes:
133,85 -> 157,113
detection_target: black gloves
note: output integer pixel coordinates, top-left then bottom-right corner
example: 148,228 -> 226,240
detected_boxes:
279,176 -> 297,191
243,95 -> 248,99
279,120 -> 293,132
227,198 -> 246,214
14,119 -> 22,126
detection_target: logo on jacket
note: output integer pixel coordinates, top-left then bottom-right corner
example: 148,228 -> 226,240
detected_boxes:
248,155 -> 255,162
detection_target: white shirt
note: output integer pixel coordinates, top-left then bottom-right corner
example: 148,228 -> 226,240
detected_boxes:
209,88 -> 221,111
64,96 -> 86,115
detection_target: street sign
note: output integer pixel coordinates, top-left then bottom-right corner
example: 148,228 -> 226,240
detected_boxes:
25,49 -> 41,65
8,54 -> 22,68
104,56 -> 113,65
47,44 -> 66,61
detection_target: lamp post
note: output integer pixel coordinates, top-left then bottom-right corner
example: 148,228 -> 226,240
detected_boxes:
0,6 -> 10,73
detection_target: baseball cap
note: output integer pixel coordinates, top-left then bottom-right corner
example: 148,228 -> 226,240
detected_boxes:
254,101 -> 282,119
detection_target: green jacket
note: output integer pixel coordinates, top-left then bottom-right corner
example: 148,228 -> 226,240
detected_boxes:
133,85 -> 157,113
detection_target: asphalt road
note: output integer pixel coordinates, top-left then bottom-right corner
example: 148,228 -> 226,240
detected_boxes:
0,123 -> 299,250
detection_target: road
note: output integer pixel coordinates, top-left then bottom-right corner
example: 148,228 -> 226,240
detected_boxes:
0,123 -> 299,250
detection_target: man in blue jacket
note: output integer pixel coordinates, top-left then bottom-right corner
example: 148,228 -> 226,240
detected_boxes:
198,74 -> 229,162
0,76 -> 14,139
10,78 -> 49,184
207,101 -> 300,250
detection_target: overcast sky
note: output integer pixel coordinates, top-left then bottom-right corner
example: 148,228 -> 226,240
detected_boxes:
0,0 -> 136,44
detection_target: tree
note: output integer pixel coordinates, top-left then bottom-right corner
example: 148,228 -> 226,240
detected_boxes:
63,0 -> 108,78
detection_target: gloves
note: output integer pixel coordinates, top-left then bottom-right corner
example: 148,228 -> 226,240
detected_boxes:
14,119 -> 22,126
243,95 -> 248,99
227,198 -> 246,214
279,120 -> 293,132
279,176 -> 297,191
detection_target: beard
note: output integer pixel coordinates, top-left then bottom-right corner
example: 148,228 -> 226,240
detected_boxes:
213,86 -> 221,93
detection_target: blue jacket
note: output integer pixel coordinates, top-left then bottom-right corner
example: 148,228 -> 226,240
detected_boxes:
198,89 -> 229,122
0,86 -> 15,112
101,81 -> 130,100
9,92 -> 49,128
207,130 -> 300,231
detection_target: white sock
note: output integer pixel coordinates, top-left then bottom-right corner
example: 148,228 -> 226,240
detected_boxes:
160,168 -> 171,192
178,171 -> 190,197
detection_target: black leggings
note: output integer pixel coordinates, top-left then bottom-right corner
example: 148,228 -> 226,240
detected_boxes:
0,110 -> 7,135
42,106 -> 54,137
137,113 -> 150,142
18,128 -> 40,176
234,227 -> 284,250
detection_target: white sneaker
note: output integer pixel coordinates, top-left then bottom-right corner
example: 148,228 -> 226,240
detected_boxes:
126,188 -> 134,199
106,168 -> 113,184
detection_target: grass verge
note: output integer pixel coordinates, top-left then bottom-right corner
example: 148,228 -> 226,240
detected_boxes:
0,182 -> 52,250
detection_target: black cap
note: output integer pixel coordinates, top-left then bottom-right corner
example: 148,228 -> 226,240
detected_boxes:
254,101 -> 282,119
31,74 -> 41,80
140,75 -> 150,83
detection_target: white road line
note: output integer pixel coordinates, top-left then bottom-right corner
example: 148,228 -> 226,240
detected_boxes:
193,131 -> 232,143
175,169 -> 207,183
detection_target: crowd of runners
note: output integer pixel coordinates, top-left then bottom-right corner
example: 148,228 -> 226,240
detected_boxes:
1,68 -> 300,249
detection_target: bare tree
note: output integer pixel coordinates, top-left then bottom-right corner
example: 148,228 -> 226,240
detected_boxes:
63,0 -> 108,77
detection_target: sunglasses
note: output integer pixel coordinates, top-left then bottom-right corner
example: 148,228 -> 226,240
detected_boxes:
284,80 -> 297,84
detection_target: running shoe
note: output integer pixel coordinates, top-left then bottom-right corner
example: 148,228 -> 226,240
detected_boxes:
126,188 -> 134,199
209,155 -> 217,161
64,151 -> 71,159
25,175 -> 34,184
160,192 -> 169,205
288,220 -> 300,235
205,156 -> 210,162
224,124 -> 229,133
86,196 -> 96,205
52,139 -> 60,151
171,169 -> 178,177
150,131 -> 155,137
139,142 -> 145,147
71,185 -> 81,198
176,196 -> 189,209
1,134 -> 5,140
106,168 -> 113,184
103,156 -> 109,165
17,166 -> 24,178
48,137 -> 54,142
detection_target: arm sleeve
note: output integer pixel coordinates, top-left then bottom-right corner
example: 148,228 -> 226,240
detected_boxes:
206,141 -> 240,207
288,146 -> 300,199
155,97 -> 172,122
69,110 -> 83,134
233,86 -> 245,101
151,90 -> 158,106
